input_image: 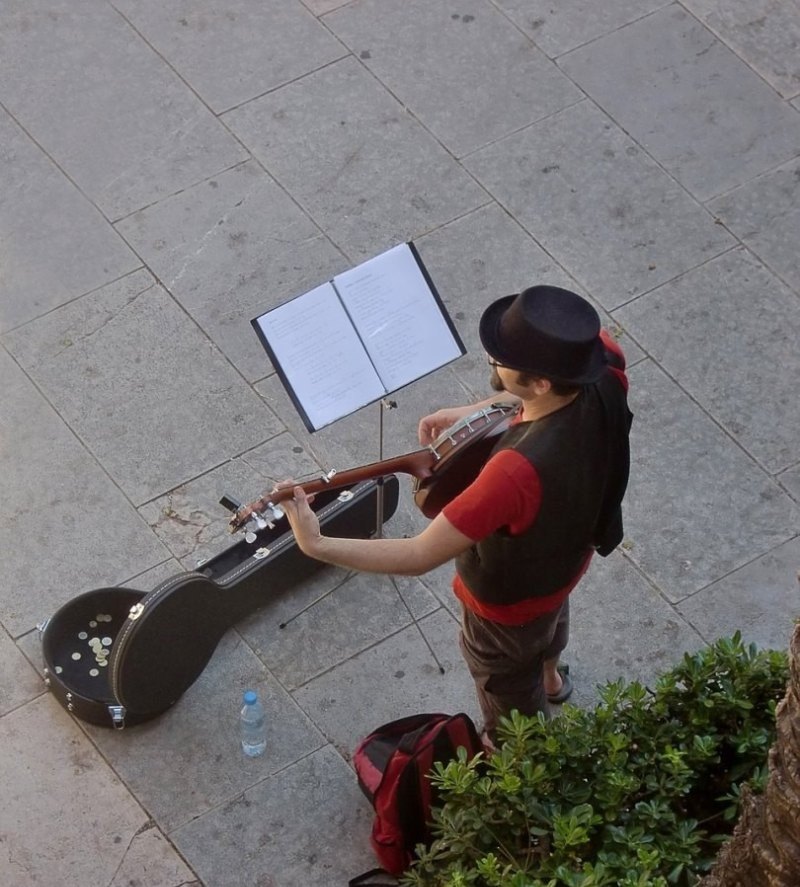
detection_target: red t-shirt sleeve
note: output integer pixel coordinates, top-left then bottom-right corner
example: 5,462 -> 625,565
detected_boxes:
442,448 -> 541,540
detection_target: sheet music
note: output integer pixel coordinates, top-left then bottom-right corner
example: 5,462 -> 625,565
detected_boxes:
253,282 -> 385,430
333,243 -> 463,392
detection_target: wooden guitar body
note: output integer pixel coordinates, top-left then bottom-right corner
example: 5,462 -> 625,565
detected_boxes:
41,477 -> 399,728
411,403 -> 516,517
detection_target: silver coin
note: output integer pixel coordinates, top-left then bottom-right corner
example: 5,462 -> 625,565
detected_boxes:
101,637 -> 112,646
89,620 -> 97,628
55,666 -> 63,674
71,652 -> 81,660
100,648 -> 110,656
78,631 -> 88,640
89,668 -> 99,677
98,660 -> 108,667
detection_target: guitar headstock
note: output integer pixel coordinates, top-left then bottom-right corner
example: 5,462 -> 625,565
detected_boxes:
221,493 -> 285,539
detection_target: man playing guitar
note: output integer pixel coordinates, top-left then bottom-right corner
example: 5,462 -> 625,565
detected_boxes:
281,285 -> 632,750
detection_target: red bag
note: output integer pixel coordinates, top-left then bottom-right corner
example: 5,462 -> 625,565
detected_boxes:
351,712 -> 482,879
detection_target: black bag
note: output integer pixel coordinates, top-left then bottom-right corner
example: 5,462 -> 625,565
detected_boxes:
351,712 -> 483,882
41,476 -> 399,727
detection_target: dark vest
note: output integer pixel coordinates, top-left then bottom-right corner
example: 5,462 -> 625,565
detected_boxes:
455,370 -> 632,607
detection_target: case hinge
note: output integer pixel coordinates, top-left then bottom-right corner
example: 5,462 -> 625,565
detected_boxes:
128,603 -> 145,621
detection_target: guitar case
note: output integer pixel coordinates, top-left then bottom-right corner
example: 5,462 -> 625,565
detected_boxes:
41,476 -> 399,728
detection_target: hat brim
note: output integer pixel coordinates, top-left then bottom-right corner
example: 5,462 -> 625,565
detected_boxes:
479,294 -> 607,385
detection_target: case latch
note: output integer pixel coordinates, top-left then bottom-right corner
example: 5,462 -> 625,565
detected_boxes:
128,603 -> 145,621
109,705 -> 126,729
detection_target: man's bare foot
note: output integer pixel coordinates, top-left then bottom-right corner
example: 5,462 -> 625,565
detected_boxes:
544,662 -> 573,704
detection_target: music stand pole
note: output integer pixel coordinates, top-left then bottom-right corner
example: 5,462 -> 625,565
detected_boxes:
375,398 -> 398,539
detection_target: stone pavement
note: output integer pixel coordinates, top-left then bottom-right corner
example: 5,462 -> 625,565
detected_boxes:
1,1 -> 799,885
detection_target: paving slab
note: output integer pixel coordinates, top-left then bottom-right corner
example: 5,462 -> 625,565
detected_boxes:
324,0 -> 582,157
4,269 -> 276,505
172,744 -> 375,887
293,608 -> 481,754
616,248 -> 800,473
239,569 -> 439,689
125,558 -> 185,592
222,57 -> 487,259
113,0 -> 346,113
0,347 -> 168,636
683,0 -> 800,99
0,693 -> 186,887
558,5 -> 800,202
779,463 -> 800,501
116,160 -> 349,382
0,111 -> 140,333
414,202 -> 645,369
106,825 -> 200,887
464,100 -> 734,309
138,433 -> 321,569
676,537 -> 800,652
0,0 -> 247,220
0,627 -> 45,716
302,0 -> 349,14
139,456 -> 276,568
566,550 -> 704,707
493,0 -> 670,57
85,630 -> 324,833
708,157 -> 800,295
622,360 -> 797,601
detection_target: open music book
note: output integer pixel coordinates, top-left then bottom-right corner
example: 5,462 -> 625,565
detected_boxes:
252,242 -> 465,432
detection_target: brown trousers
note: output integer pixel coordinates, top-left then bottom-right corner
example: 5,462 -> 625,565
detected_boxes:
459,599 -> 569,737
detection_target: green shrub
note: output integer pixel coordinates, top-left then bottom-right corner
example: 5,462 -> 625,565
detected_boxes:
403,633 -> 788,887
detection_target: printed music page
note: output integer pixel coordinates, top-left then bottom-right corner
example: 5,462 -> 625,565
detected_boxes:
332,243 -> 464,392
253,281 -> 385,431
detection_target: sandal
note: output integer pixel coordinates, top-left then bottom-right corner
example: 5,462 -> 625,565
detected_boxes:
547,663 -> 573,704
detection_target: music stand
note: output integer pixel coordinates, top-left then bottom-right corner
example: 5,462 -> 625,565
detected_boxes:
251,241 -> 465,537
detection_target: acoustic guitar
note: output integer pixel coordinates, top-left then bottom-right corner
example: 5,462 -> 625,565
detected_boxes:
228,402 -> 518,535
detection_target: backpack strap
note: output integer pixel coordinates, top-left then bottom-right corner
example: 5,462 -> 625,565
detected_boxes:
348,868 -> 399,886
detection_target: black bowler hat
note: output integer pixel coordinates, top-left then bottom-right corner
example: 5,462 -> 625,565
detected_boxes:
479,286 -> 606,384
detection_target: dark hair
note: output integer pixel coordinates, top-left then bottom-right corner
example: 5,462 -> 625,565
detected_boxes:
516,371 -> 581,398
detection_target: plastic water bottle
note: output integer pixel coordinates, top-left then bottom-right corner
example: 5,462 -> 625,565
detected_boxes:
240,690 -> 266,757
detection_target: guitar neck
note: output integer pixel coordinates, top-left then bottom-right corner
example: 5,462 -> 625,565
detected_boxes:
237,449 -> 435,524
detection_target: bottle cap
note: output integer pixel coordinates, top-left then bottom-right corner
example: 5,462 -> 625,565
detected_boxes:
243,690 -> 257,705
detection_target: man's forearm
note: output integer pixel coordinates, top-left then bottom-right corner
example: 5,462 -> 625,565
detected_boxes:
308,534 -> 432,576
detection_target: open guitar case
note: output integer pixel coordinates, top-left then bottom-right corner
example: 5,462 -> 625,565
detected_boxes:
40,476 -> 399,729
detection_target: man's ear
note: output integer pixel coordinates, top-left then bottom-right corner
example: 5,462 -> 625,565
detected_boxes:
528,376 -> 552,396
